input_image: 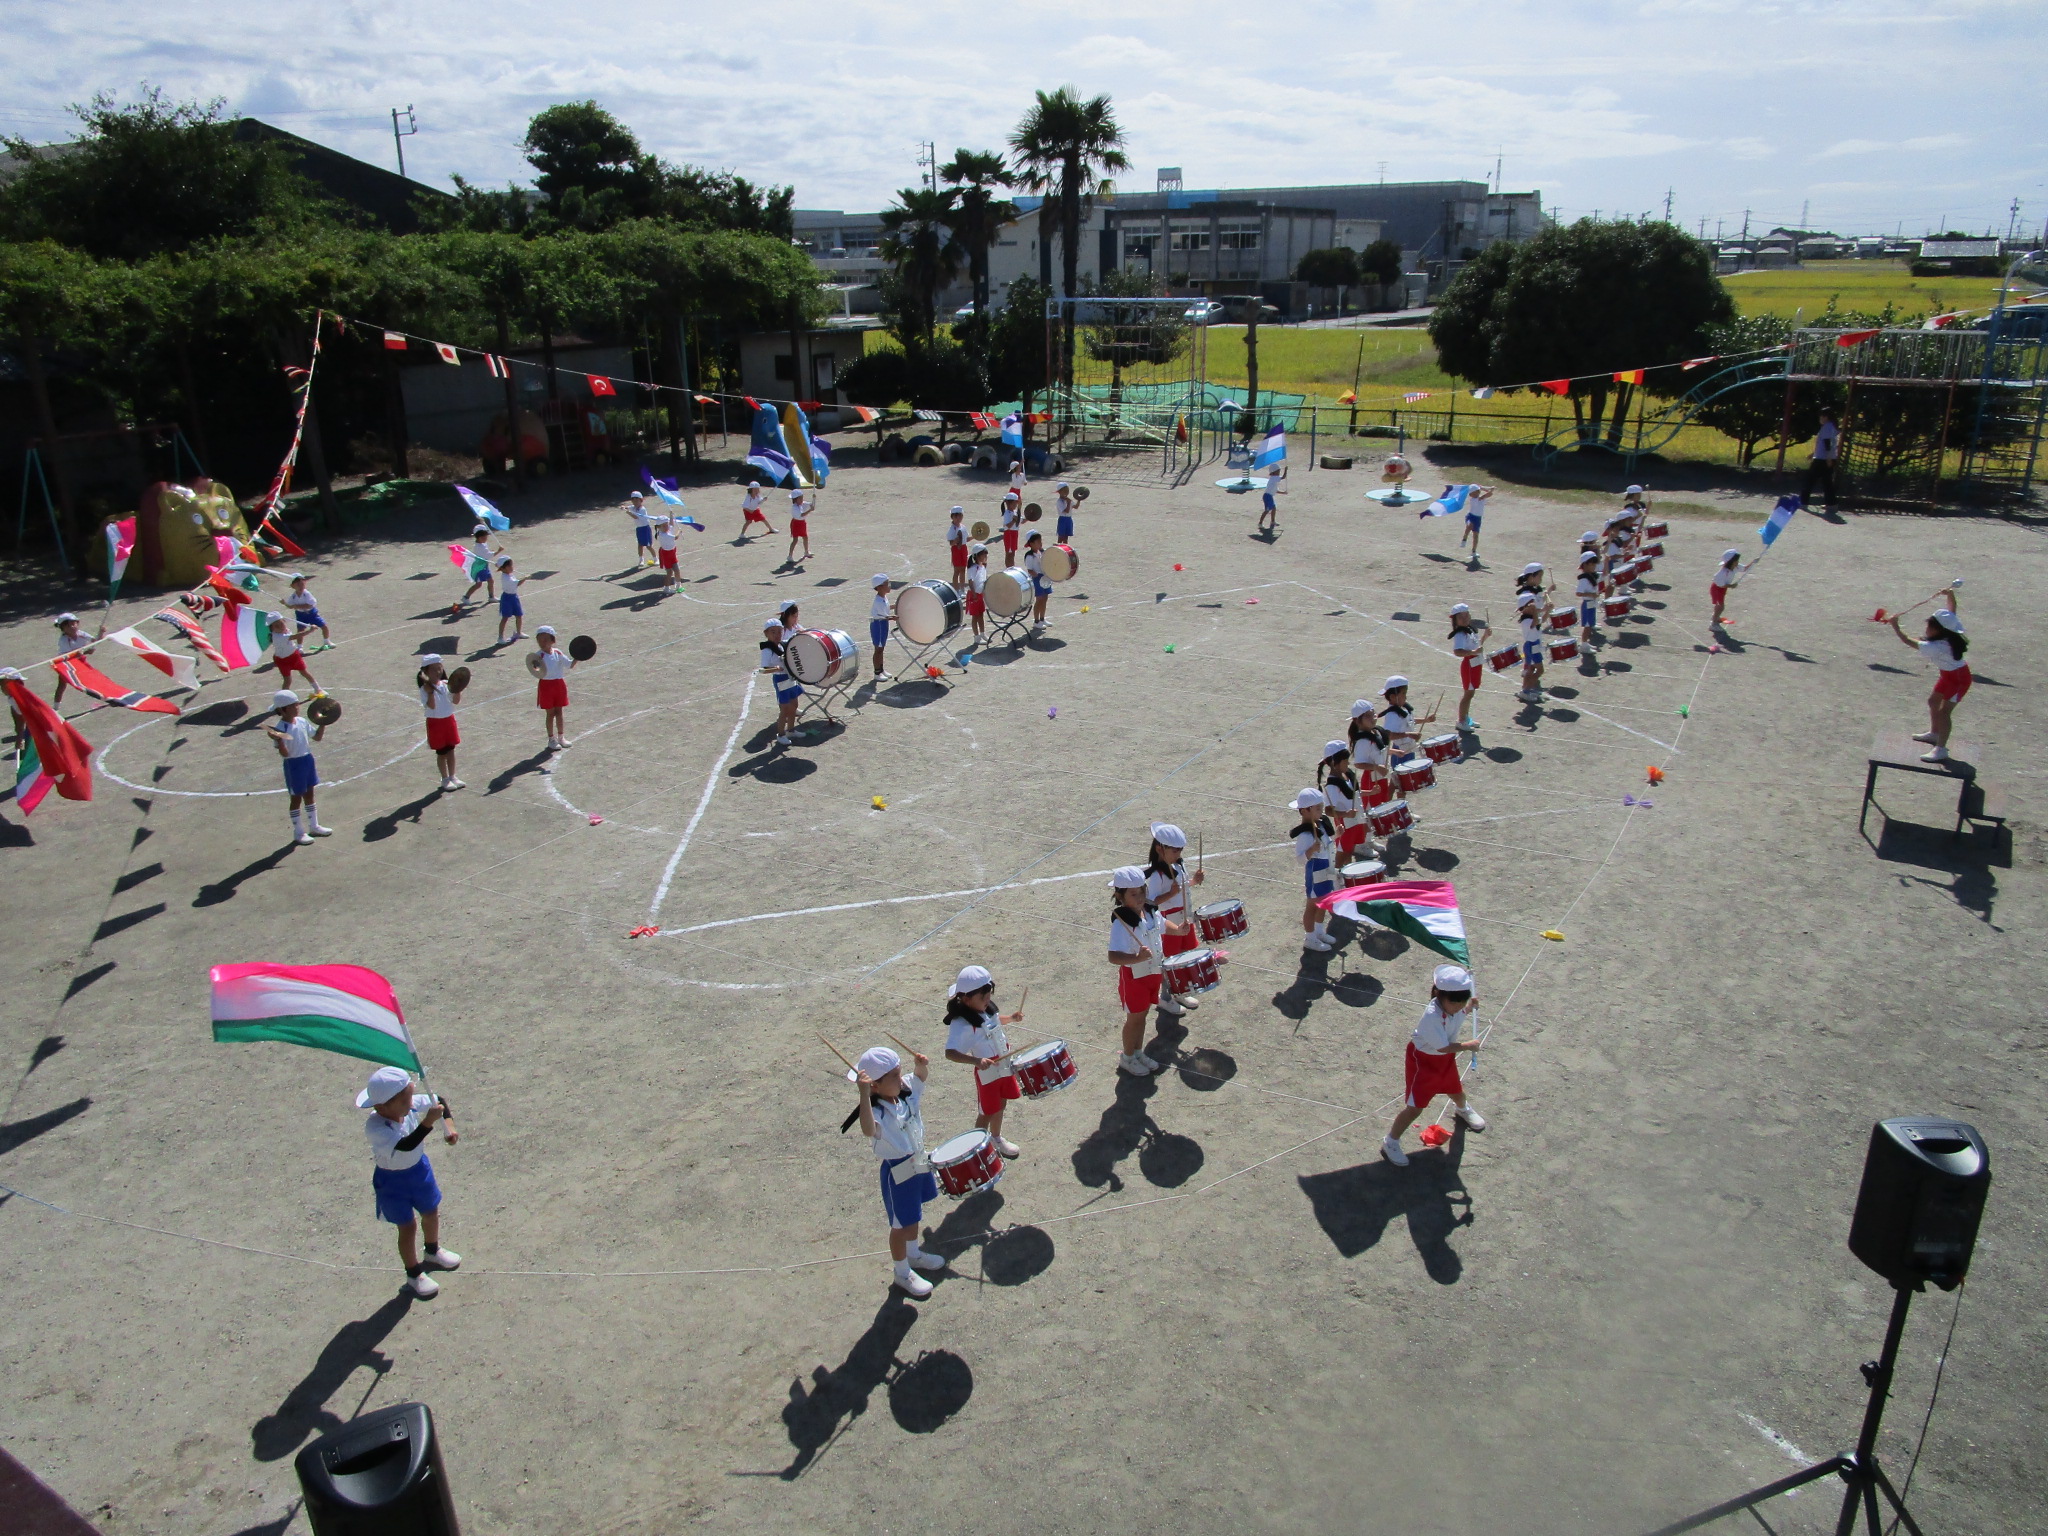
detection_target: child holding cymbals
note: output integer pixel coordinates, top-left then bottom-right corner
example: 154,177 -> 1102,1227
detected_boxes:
531,625 -> 576,752
266,689 -> 331,845
851,1045 -> 948,1298
417,654 -> 467,791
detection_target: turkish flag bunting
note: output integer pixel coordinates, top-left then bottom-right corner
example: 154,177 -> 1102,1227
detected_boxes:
588,376 -> 617,397
383,331 -> 408,351
2,675 -> 94,806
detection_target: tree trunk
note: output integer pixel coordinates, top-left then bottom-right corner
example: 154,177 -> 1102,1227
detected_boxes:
674,316 -> 698,466
173,341 -> 213,470
1061,159 -> 1082,387
20,332 -> 75,547
497,308 -> 526,493
1603,381 -> 1633,448
387,352 -> 411,480
541,322 -> 559,401
1244,311 -> 1260,440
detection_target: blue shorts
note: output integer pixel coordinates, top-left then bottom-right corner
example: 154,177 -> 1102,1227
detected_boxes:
880,1156 -> 939,1229
775,678 -> 804,705
293,608 -> 325,629
635,525 -> 653,546
1261,491 -> 1277,513
468,561 -> 490,584
283,755 -> 318,795
1304,859 -> 1334,900
1523,639 -> 1543,665
869,618 -> 889,648
1580,601 -> 1597,628
499,593 -> 523,618
1056,515 -> 1073,541
1033,576 -> 1053,598
1464,512 -> 1482,531
372,1157 -> 441,1225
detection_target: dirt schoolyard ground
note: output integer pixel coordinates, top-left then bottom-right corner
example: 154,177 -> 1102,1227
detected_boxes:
2,451 -> 2043,1534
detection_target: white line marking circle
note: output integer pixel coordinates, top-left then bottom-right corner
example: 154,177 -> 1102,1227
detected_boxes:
95,686 -> 428,798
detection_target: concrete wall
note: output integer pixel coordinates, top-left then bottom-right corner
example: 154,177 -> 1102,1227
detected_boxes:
739,331 -> 857,403
399,346 -> 633,455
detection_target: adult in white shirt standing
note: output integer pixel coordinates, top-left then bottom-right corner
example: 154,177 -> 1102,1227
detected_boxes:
1802,408 -> 1841,512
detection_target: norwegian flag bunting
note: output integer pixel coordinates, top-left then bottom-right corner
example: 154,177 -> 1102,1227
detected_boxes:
485,353 -> 510,378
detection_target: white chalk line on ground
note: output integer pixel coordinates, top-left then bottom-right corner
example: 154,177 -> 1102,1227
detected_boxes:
649,673 -> 758,919
93,688 -> 429,798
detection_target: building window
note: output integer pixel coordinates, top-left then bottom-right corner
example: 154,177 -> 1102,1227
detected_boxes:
1124,232 -> 1161,258
1218,221 -> 1261,251
1169,222 -> 1211,252
774,354 -> 794,380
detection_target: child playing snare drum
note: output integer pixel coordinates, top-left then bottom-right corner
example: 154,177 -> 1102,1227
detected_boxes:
851,1045 -> 947,1298
1319,742 -> 1369,865
1144,823 -> 1205,1016
1448,604 -> 1490,730
942,964 -> 1026,1158
1293,787 -> 1337,952
1107,866 -> 1166,1076
1515,593 -> 1546,704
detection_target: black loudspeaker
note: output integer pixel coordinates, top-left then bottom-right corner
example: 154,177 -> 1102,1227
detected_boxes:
1847,1117 -> 1990,1291
295,1401 -> 461,1535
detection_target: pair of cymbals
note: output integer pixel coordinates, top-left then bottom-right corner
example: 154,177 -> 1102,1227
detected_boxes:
447,665 -> 472,694
306,694 -> 342,726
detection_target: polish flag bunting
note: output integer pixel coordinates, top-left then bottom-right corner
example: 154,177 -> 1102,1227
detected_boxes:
1681,355 -> 1718,370
1317,879 -> 1470,966
383,331 -> 408,351
103,627 -> 199,691
1538,379 -> 1571,396
1835,328 -> 1880,348
1613,368 -> 1645,385
2,674 -> 93,811
695,394 -> 718,406
435,343 -> 461,364
151,608 -> 231,672
52,656 -> 181,715
485,353 -> 510,378
210,962 -> 423,1071
588,376 -> 617,397
218,604 -> 274,670
1921,312 -> 1967,331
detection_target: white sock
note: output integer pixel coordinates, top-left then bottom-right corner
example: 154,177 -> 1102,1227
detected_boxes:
290,809 -> 303,833
893,1256 -> 914,1276
1314,922 -> 1329,938
906,1237 -> 928,1259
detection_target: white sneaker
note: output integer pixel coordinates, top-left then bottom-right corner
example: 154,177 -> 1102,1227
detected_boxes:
993,1136 -> 1021,1158
421,1247 -> 462,1271
444,778 -> 465,790
1157,995 -> 1185,1016
1381,1136 -> 1410,1167
1921,747 -> 1950,763
556,738 -> 572,750
1134,1050 -> 1162,1073
294,831 -> 313,846
1911,732 -> 1938,745
1118,1053 -> 1157,1076
406,1270 -> 441,1299
893,1262 -> 933,1298
309,824 -> 333,837
1178,996 -> 1199,1011
776,733 -> 793,746
1303,933 -> 1333,952
1453,1105 -> 1487,1130
874,670 -> 892,681
906,1248 -> 948,1272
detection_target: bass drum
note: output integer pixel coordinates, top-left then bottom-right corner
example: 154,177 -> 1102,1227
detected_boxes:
985,567 -> 1033,618
895,579 -> 964,645
784,627 -> 858,686
1044,542 -> 1080,581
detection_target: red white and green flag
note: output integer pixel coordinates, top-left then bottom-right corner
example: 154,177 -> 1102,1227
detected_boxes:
1317,878 -> 1470,966
210,963 -> 423,1071
1,674 -> 93,811
217,604 -> 274,670
104,516 -> 137,598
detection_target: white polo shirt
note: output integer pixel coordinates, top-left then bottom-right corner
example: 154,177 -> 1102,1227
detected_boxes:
536,648 -> 572,681
1918,638 -> 1967,672
1144,863 -> 1190,925
871,592 -> 890,621
420,680 -> 454,719
364,1095 -> 436,1170
945,1008 -> 1011,1074
1411,1001 -> 1474,1056
277,717 -> 315,758
1109,906 -> 1164,976
869,1075 -> 927,1162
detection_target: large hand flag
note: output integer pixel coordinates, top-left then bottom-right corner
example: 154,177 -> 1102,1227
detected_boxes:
455,484 -> 511,531
1421,484 -> 1473,519
1000,412 -> 1024,449
1252,423 -> 1286,472
1317,879 -> 1470,966
1760,494 -> 1800,546
640,468 -> 704,528
104,516 -> 136,598
103,627 -> 199,692
211,963 -> 422,1071
53,656 -> 182,715
218,605 -> 274,671
1,673 -> 93,810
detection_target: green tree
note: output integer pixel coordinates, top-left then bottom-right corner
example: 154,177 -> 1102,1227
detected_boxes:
878,187 -> 963,347
939,149 -> 1018,321
1431,219 -> 1733,448
1295,248 -> 1360,289
522,102 -> 660,229
1009,88 -> 1129,385
987,275 -> 1051,411
1668,313 -> 1816,467
1358,238 -> 1404,287
0,241 -> 125,548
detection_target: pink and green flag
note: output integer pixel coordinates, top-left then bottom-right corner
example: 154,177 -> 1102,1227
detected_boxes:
217,604 -> 273,670
13,734 -> 55,815
1317,879 -> 1470,966
210,963 -> 422,1071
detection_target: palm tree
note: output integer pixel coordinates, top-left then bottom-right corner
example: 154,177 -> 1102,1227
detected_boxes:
939,149 -> 1018,321
877,186 -> 962,347
1009,88 -> 1130,385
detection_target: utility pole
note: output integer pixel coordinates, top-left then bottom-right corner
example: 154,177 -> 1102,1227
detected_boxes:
1494,148 -> 1503,193
1799,198 -> 1809,230
1377,161 -> 1387,185
1740,209 -> 1750,240
390,106 -> 418,180
1664,187 -> 1674,222
2007,198 -> 2022,243
916,141 -> 936,194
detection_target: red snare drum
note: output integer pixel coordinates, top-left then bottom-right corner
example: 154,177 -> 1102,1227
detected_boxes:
1603,596 -> 1635,621
1194,899 -> 1248,944
1368,799 -> 1413,837
1547,635 -> 1580,662
1488,642 -> 1522,673
1163,947 -> 1222,996
1646,519 -> 1668,540
1546,607 -> 1576,632
1643,540 -> 1665,559
1009,1040 -> 1078,1099
1419,732 -> 1462,765
1340,858 -> 1386,884
1394,758 -> 1436,795
930,1130 -> 1004,1197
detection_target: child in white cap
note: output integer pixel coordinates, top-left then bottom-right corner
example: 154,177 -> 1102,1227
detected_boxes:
416,654 -> 465,790
851,1045 -> 947,1297
1514,560 -> 1551,615
947,507 -> 969,583
530,626 -> 576,751
625,489 -> 655,565
284,574 -> 330,649
761,622 -> 802,746
964,544 -> 990,643
942,964 -> 1027,1157
739,480 -> 776,541
1457,485 -> 1492,561
1888,597 -> 1971,762
1382,964 -> 1486,1166
1378,676 -> 1431,758
1709,547 -> 1755,628
999,489 -> 1022,564
266,690 -> 330,844
1448,603 -> 1490,731
495,556 -> 525,645
1346,702 -> 1394,852
1055,481 -> 1076,544
1023,530 -> 1051,628
1576,550 -> 1602,645
1515,592 -> 1546,704
269,612 -> 320,692
868,575 -> 894,680
655,513 -> 684,594
1008,458 -> 1027,499
1144,823 -> 1205,1016
1317,743 -> 1367,871
358,1064 -> 460,1298
1106,866 -> 1167,1075
49,612 -> 101,706
785,488 -> 814,566
455,525 -> 501,617
1293,788 -> 1338,951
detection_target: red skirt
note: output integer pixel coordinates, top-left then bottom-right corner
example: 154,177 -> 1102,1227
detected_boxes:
976,1072 -> 1023,1116
1460,657 -> 1483,689
965,592 -> 986,617
1118,967 -> 1162,1013
1161,926 -> 1197,958
788,518 -> 809,537
274,650 -> 309,679
536,678 -> 569,709
658,547 -> 678,570
1934,665 -> 1972,701
425,715 -> 460,751
1404,1042 -> 1463,1107
1337,820 -> 1371,852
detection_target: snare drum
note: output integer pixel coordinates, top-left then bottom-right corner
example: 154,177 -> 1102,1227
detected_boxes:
1547,635 -> 1580,662
1546,607 -> 1576,632
895,579 -> 964,644
1194,899 -> 1248,944
1488,642 -> 1522,673
1340,858 -> 1387,884
1394,757 -> 1436,795
1642,540 -> 1665,559
1162,947 -> 1222,996
1419,732 -> 1461,765
784,627 -> 858,686
1044,543 -> 1081,582
1368,799 -> 1414,837
1010,1040 -> 1078,1099
1361,775 -> 1394,808
1603,596 -> 1635,621
985,567 -> 1033,618
930,1131 -> 1004,1197
1646,519 -> 1668,540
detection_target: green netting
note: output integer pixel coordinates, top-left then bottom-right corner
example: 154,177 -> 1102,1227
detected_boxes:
1044,383 -> 1308,434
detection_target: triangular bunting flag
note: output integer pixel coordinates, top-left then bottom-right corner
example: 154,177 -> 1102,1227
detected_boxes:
1538,379 -> 1571,396
1613,368 -> 1645,386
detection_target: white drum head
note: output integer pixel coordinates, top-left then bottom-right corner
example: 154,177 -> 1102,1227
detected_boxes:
932,1131 -> 989,1163
1011,1040 -> 1065,1070
896,585 -> 946,644
785,631 -> 831,684
1044,545 -> 1077,581
987,568 -> 1031,617
1341,859 -> 1386,881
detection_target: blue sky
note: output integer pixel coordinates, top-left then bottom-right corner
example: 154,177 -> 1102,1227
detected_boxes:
5,0 -> 2041,238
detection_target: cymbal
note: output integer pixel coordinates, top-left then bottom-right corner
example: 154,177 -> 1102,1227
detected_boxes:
1073,486 -> 1090,502
1023,503 -> 1042,521
969,520 -> 991,541
306,695 -> 342,726
525,651 -> 544,678
447,665 -> 471,694
568,634 -> 597,662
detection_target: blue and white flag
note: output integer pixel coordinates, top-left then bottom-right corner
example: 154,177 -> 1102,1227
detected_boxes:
455,484 -> 511,531
746,445 -> 796,484
1251,424 -> 1286,471
639,467 -> 702,527
999,412 -> 1024,448
1470,387 -> 1495,400
810,436 -> 832,484
1420,484 -> 1473,519
1759,494 -> 1800,547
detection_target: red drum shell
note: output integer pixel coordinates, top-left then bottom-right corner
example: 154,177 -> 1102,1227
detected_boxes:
1044,543 -> 1081,581
1603,596 -> 1635,620
1162,947 -> 1222,995
1547,636 -> 1581,662
1487,643 -> 1522,673
1394,758 -> 1436,794
1643,541 -> 1665,559
1646,520 -> 1668,539
784,627 -> 858,686
930,1130 -> 1004,1197
1419,732 -> 1462,765
1361,775 -> 1394,808
1368,799 -> 1414,837
1010,1040 -> 1078,1099
1546,607 -> 1576,631
1194,900 -> 1248,943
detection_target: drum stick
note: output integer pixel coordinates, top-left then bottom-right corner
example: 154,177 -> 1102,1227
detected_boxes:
818,1033 -> 858,1072
883,1030 -> 918,1060
1197,832 -> 1204,874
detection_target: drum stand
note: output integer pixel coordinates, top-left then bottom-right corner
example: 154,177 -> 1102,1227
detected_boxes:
885,634 -> 962,685
977,610 -> 1033,651
795,675 -> 860,728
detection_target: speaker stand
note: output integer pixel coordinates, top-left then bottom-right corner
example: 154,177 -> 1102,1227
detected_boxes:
1647,1283 -> 1926,1536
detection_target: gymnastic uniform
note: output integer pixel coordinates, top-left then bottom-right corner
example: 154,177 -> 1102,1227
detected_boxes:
1921,636 -> 1972,700
287,587 -> 324,632
1577,567 -> 1600,630
1709,560 -> 1742,608
534,647 -> 571,710
761,638 -> 802,706
1519,608 -> 1545,669
1024,545 -> 1049,599
1295,814 -> 1337,901
948,522 -> 969,577
1056,490 -> 1075,543
1000,501 -> 1021,560
277,715 -> 318,796
946,1002 -> 1019,1117
1404,999 -> 1472,1108
1602,533 -> 1628,588
629,501 -> 654,552
965,562 -> 987,618
421,678 -> 458,751
869,1075 -> 938,1230
1350,731 -> 1391,806
57,629 -> 94,658
1324,769 -> 1368,853
742,487 -> 769,526
1146,859 -> 1196,959
1452,626 -> 1484,692
870,590 -> 892,652
656,520 -> 681,571
272,626 -> 310,681
466,539 -> 496,586
498,569 -> 523,619
1109,902 -> 1166,1014
366,1093 -> 444,1225
1009,467 -> 1027,499
788,496 -> 810,540
1380,704 -> 1418,760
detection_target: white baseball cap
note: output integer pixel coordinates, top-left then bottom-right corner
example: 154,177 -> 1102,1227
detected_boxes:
1150,822 -> 1187,848
271,689 -> 299,709
1723,548 -> 1743,562
950,506 -> 964,516
1517,592 -> 1540,608
1625,484 -> 1644,495
54,612 -> 77,625
1350,699 -> 1377,718
969,543 -> 988,556
790,489 -> 804,499
1579,549 -> 1599,563
419,653 -> 443,667
536,624 -> 556,637
1432,964 -> 1474,991
1294,787 -> 1326,809
1930,610 -> 1964,634
1580,531 -> 1599,543
1383,675 -> 1410,693
748,480 -> 760,488
356,1064 -> 414,1108
1449,602 -> 1470,616
1109,865 -> 1148,889
762,620 -> 783,633
1057,480 -> 1070,488
871,573 -> 890,589
1521,562 -> 1544,576
1323,740 -> 1349,759
630,490 -> 643,499
848,1046 -> 900,1082
779,600 -> 799,615
950,964 -> 994,997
